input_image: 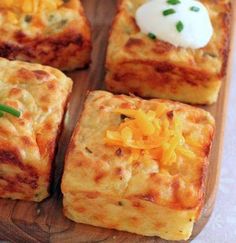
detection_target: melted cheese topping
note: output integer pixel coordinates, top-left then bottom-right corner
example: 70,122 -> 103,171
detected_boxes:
135,0 -> 213,48
105,106 -> 196,168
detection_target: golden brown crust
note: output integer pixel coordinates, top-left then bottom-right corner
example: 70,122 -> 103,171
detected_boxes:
0,29 -> 91,71
0,0 -> 91,71
105,0 -> 232,104
61,90 -> 215,240
0,58 -> 72,201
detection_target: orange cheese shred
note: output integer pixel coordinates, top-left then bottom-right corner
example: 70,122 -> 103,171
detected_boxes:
105,107 -> 196,167
0,0 -> 64,14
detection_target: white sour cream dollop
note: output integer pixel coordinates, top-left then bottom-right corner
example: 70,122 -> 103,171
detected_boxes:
135,0 -> 213,48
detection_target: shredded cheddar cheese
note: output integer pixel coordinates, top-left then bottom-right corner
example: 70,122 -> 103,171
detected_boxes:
105,106 -> 196,167
0,0 -> 65,14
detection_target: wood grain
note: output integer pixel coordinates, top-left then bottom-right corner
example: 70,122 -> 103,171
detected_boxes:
0,1 -> 235,242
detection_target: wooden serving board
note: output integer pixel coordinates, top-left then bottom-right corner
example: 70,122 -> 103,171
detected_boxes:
0,1 -> 235,242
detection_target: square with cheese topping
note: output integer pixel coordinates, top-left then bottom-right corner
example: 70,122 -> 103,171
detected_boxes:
0,0 -> 91,71
61,90 -> 215,241
0,58 -> 72,201
105,0 -> 231,104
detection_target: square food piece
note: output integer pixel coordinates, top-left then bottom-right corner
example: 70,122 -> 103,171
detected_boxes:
0,58 -> 72,201
0,0 -> 91,71
105,0 -> 231,104
62,91 -> 215,241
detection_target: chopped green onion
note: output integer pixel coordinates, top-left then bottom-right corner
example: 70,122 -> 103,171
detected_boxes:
167,0 -> 181,5
24,15 -> 32,22
148,32 -> 157,40
190,6 -> 200,12
0,111 -> 3,117
0,104 -> 21,118
163,8 -> 176,16
176,21 -> 184,32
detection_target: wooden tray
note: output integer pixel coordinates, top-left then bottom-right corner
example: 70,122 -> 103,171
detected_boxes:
0,1 -> 235,242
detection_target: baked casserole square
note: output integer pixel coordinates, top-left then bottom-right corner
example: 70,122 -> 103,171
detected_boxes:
61,90 -> 215,240
0,58 -> 72,201
0,0 -> 91,71
105,0 -> 231,104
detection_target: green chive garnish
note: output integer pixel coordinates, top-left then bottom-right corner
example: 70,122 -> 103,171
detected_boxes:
0,111 -> 3,117
190,6 -> 200,12
167,0 -> 181,5
163,9 -> 176,16
148,32 -> 157,40
24,15 -> 32,22
176,21 -> 184,32
0,104 -> 21,118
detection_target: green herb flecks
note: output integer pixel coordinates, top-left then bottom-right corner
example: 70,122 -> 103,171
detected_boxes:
190,6 -> 200,12
204,52 -> 217,58
25,15 -> 32,23
167,0 -> 181,5
48,14 -> 55,21
176,21 -> 184,32
148,32 -> 157,40
85,147 -> 93,154
58,19 -> 68,28
0,104 -> 21,118
163,8 -> 176,16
